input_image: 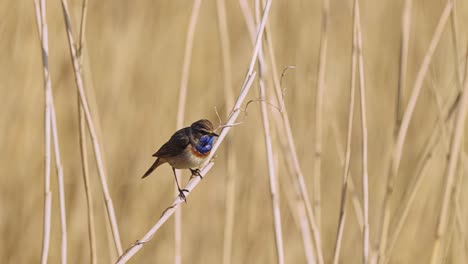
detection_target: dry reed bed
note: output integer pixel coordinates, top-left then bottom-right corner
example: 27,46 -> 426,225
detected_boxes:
2,0 -> 468,263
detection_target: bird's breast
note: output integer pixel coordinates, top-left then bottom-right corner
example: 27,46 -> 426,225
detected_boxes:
166,144 -> 209,169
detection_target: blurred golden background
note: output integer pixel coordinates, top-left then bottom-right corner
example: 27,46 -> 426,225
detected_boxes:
2,0 -> 468,263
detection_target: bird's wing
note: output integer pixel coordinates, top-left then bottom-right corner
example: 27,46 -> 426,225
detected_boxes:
152,127 -> 191,158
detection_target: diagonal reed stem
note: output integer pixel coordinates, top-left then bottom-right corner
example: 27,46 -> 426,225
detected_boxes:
34,1 -> 52,262
34,1 -> 68,263
254,1 -> 285,263
332,3 -> 358,262
60,0 -> 123,257
215,0 -> 237,263
377,2 -> 453,262
313,0 -> 329,234
430,50 -> 468,264
76,0 -> 97,262
174,1 -> 202,263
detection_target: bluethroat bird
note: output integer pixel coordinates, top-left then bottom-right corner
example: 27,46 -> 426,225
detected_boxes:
142,119 -> 218,200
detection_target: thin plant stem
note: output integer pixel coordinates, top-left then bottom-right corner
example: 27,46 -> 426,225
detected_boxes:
313,0 -> 329,233
174,1 -> 202,263
355,2 -> 370,262
215,0 -> 236,263
76,0 -> 98,262
254,1 -> 285,262
395,0 -> 412,131
60,0 -> 123,256
272,110 -> 317,264
49,86 -> 68,264
35,1 -> 68,263
430,52 -> 468,264
377,2 -> 453,261
34,1 -> 52,262
384,91 -> 461,262
258,53 -> 285,264
330,123 -> 364,231
449,0 -> 462,91
262,18 -> 317,264
240,0 -> 323,262
332,3 -> 357,262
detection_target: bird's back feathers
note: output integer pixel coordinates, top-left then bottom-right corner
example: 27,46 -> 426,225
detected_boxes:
153,127 -> 190,158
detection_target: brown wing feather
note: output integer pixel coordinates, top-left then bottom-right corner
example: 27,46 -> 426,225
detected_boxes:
153,127 -> 191,158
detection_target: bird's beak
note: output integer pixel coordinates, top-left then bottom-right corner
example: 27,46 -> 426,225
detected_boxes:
211,132 -> 219,137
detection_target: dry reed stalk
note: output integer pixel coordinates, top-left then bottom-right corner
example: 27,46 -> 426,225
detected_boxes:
254,1 -> 285,262
355,2 -> 370,262
271,110 -> 317,263
263,32 -> 317,264
240,0 -> 323,262
174,1 -> 202,263
377,2 -> 453,262
449,0 -> 462,89
115,3 -> 272,262
75,0 -> 97,262
78,104 -> 97,264
49,85 -> 68,264
332,4 -> 357,262
430,52 -> 468,264
312,0 -> 329,233
34,1 -> 52,262
330,124 -> 364,231
215,0 -> 237,263
34,1 -> 68,263
258,57 -> 285,264
384,91 -> 461,262
395,0 -> 412,130
59,0 -> 123,256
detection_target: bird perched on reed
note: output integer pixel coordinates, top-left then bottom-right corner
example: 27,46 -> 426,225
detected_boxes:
142,119 -> 218,200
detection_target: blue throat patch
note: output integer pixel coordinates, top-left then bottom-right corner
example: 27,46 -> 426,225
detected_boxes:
195,135 -> 215,154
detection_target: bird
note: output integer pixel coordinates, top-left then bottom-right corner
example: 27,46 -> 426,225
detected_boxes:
142,119 -> 218,201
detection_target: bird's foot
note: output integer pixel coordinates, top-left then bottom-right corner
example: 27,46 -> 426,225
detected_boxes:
190,168 -> 203,180
178,188 -> 190,202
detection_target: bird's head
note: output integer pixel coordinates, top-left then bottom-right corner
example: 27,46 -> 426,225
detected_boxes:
191,120 -> 218,154
190,119 -> 218,139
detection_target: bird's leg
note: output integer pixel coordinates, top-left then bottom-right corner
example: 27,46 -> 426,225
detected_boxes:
189,168 -> 203,179
172,168 -> 189,202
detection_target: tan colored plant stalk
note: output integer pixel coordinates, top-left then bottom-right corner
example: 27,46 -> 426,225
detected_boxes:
272,110 -> 317,264
331,124 -> 364,231
174,1 -> 202,263
60,0 -> 123,256
75,0 -> 97,263
215,0 -> 237,263
34,1 -> 68,263
34,1 -> 52,262
240,0 -> 323,262
395,0 -> 412,130
377,2 -> 453,262
116,2 -> 272,262
49,84 -> 68,264
384,91 -> 461,262
354,2 -> 370,262
430,53 -> 468,264
449,0 -> 461,89
313,0 -> 329,232
258,58 -> 285,264
254,2 -> 285,263
332,4 -> 357,263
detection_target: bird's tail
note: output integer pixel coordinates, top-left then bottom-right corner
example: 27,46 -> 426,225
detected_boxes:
142,158 -> 164,179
